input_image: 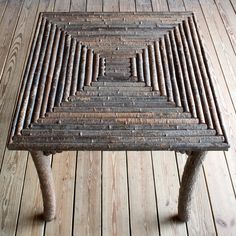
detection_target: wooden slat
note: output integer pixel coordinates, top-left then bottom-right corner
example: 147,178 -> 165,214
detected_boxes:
45,152 -> 76,236
167,0 -> 185,10
127,151 -> 159,236
15,156 -> 45,236
0,151 -> 28,236
103,0 -> 119,12
176,153 -> 217,236
151,0 -> 168,11
0,0 -> 24,83
119,0 -> 135,11
203,151 -> 236,235
198,0 -> 236,104
0,0 -> 8,24
152,151 -> 188,236
136,0 -> 152,12
102,151 -> 130,236
0,0 -> 40,169
87,0 -> 102,12
71,0 -> 86,11
53,0 -> 70,12
37,0 -> 55,13
214,0 -> 236,53
73,151 -> 102,236
230,0 -> 236,12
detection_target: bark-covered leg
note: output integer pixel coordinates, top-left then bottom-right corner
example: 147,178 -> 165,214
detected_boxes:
30,151 -> 56,221
178,151 -> 207,222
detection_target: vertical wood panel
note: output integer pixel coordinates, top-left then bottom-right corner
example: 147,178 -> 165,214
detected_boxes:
54,0 -> 70,11
127,151 -> 159,236
73,151 -> 102,236
136,0 -> 152,12
167,0 -> 184,10
151,0 -> 168,11
87,0 -> 102,12
204,151 -> 236,235
0,0 -> 42,169
214,0 -> 236,53
0,0 -> 8,24
119,0 -> 135,11
0,0 -> 24,83
0,151 -> 28,236
16,156 -> 45,236
102,151 -> 130,236
71,0 -> 87,11
103,0 -> 119,12
198,0 -> 236,103
230,0 -> 236,12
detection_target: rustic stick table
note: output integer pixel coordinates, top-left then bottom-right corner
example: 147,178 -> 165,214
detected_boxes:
7,12 -> 229,222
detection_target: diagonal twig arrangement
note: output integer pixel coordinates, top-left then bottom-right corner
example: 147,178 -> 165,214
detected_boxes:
7,12 -> 229,222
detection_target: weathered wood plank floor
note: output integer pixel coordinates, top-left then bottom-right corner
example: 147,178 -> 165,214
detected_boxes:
0,0 -> 236,235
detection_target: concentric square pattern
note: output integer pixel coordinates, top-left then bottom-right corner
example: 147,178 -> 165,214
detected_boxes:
8,12 -> 229,151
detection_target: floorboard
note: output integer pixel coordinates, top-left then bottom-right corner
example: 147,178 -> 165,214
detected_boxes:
73,151 -> 102,236
16,156 -> 46,236
136,0 -> 152,12
103,0 -> 119,12
214,0 -> 236,54
0,0 -> 8,25
127,151 -> 159,236
0,0 -> 24,83
71,0 -> 86,11
0,0 -> 40,169
204,152 -> 236,235
0,151 -> 28,236
87,0 -> 102,12
230,0 -> 236,12
102,151 -> 130,236
120,0 -> 135,12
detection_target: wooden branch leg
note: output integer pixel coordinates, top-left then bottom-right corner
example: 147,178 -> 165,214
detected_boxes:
30,151 -> 56,221
177,151 -> 207,222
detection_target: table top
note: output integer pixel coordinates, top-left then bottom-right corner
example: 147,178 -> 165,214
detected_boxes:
7,12 -> 229,152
